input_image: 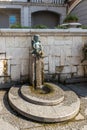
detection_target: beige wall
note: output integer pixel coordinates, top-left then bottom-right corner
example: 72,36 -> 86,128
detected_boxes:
0,29 -> 87,83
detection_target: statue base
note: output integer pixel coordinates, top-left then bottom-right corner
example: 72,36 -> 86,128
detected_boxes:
8,83 -> 80,123
31,56 -> 44,89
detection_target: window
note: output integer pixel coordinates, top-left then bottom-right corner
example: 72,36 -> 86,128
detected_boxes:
9,15 -> 16,25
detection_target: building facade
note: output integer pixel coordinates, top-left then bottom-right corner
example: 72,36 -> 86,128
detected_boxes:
67,0 -> 87,26
0,0 -> 66,28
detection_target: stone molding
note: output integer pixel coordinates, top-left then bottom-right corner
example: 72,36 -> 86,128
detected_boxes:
0,28 -> 87,36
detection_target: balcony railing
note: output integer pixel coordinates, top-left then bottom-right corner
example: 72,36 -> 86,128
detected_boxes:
30,0 -> 65,4
0,0 -> 65,4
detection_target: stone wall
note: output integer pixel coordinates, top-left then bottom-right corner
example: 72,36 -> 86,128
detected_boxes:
0,29 -> 87,84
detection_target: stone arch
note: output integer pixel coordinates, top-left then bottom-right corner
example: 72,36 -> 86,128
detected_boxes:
31,10 -> 60,28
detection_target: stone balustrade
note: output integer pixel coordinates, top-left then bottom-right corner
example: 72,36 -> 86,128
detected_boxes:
0,0 -> 64,4
30,0 -> 64,4
0,28 -> 87,83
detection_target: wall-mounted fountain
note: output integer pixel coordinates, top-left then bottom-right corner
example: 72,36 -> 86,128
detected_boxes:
8,35 -> 80,123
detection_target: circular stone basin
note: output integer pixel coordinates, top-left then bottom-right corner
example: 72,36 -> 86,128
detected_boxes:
20,82 -> 64,106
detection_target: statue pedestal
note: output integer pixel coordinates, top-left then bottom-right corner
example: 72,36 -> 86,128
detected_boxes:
32,56 -> 43,89
35,57 -> 43,89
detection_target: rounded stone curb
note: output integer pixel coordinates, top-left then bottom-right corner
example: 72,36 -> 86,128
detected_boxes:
20,83 -> 64,106
8,86 -> 80,123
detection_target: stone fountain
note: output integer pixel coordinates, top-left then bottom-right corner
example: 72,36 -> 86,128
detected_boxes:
8,35 -> 80,123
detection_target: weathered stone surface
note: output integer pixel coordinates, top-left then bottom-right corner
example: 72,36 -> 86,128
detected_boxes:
21,127 -> 45,130
0,101 -> 3,112
40,37 -> 48,45
43,45 -> 50,55
1,83 -> 87,130
0,118 -> 19,130
0,60 -> 4,76
75,113 -> 85,121
21,60 -> 29,75
0,37 -> 6,52
36,58 -> 43,88
20,83 -> 64,106
48,37 -> 55,45
0,77 -> 4,83
85,109 -> 87,115
62,66 -> 71,73
77,66 -> 84,76
11,65 -> 21,81
14,37 -> 30,48
0,29 -> 87,84
8,85 -> 80,123
6,48 -> 29,59
81,125 -> 87,130
5,37 -> 15,48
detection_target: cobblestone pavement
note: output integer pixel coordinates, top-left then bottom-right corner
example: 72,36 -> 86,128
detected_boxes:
0,83 -> 87,130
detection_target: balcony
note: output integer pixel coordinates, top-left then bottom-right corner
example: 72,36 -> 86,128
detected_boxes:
30,0 -> 65,4
0,0 -> 65,5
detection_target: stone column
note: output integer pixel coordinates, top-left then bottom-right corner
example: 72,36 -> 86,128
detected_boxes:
28,7 -> 32,27
21,6 -> 29,27
21,7 -> 24,26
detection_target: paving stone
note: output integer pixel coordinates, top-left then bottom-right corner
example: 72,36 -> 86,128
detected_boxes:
0,91 -> 16,115
0,83 -> 87,130
81,125 -> 87,130
17,119 -> 43,129
0,90 -> 6,97
21,126 -> 45,130
75,113 -> 85,121
0,118 -> 19,130
0,113 -> 43,130
0,101 -> 3,112
44,124 -> 70,130
85,109 -> 87,115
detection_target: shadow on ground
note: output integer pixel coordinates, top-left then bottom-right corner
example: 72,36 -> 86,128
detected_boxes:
3,90 -> 45,124
56,82 -> 87,97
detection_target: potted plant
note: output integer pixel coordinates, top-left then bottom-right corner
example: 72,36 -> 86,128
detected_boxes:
63,14 -> 78,23
62,14 -> 81,28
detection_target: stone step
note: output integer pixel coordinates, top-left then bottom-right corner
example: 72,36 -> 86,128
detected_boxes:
64,77 -> 87,84
20,83 -> 64,106
8,85 -> 80,123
